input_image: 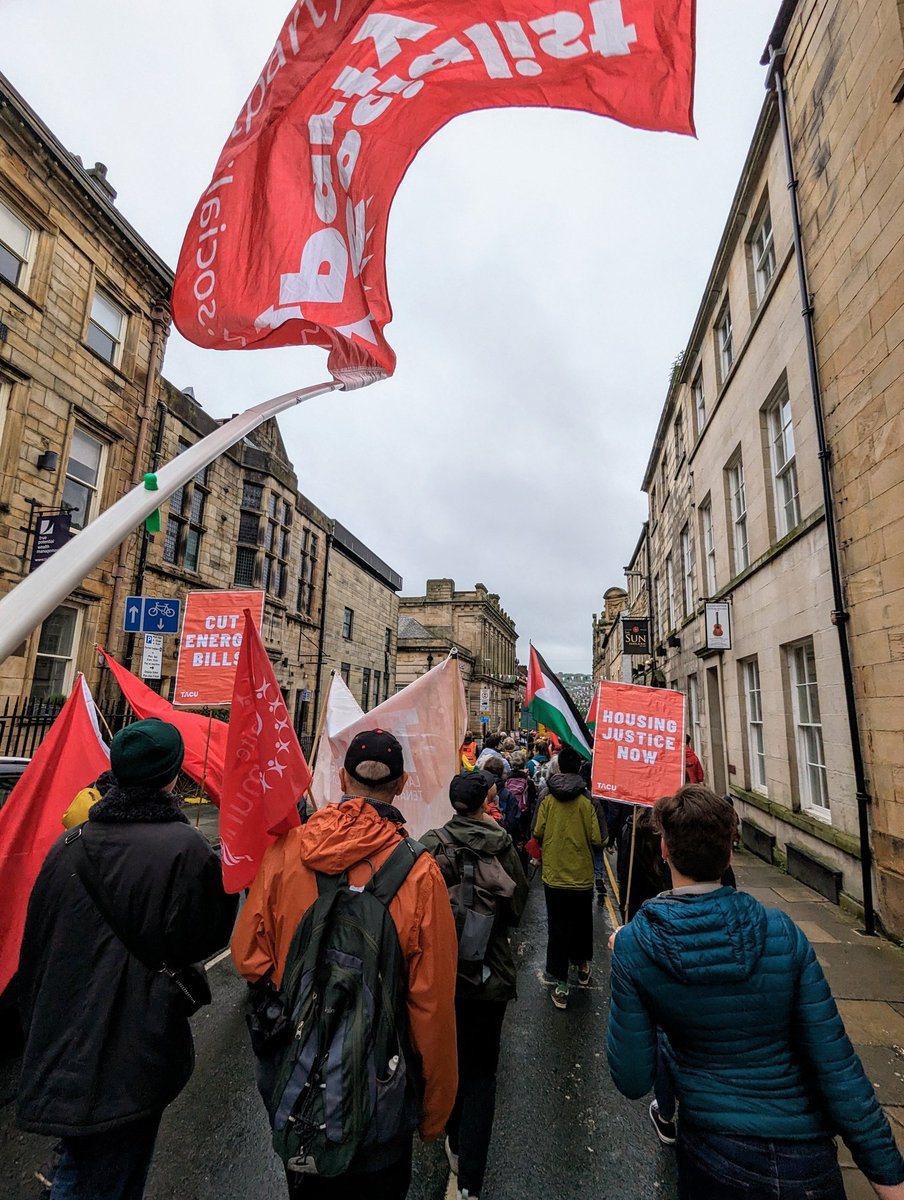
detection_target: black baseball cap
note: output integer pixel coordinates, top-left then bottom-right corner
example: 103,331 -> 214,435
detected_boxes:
449,770 -> 497,813
344,728 -> 405,784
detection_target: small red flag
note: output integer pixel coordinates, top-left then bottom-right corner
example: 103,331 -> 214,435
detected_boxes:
98,647 -> 228,806
219,611 -> 309,892
0,676 -> 110,993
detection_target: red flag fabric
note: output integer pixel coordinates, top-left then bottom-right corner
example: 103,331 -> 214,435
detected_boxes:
0,676 -> 109,993
98,647 -> 228,806
172,0 -> 696,384
219,612 -> 309,892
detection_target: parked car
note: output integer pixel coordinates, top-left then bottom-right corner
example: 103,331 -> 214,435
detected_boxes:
0,756 -> 29,812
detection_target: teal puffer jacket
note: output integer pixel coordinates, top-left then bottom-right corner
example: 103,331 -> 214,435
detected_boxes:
607,888 -> 904,1187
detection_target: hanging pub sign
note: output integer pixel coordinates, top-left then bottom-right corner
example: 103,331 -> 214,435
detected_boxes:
621,615 -> 652,656
29,511 -> 72,572
705,601 -> 732,650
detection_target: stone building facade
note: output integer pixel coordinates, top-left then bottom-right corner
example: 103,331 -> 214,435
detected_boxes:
398,580 -> 521,730
0,71 -> 401,750
596,0 -> 904,927
764,0 -> 904,929
395,615 -> 476,703
0,69 -> 171,704
318,523 -> 401,717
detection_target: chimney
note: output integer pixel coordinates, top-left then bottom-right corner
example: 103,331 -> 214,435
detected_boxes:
87,162 -> 117,204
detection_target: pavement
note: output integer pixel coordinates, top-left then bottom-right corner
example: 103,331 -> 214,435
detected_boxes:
0,838 -> 902,1198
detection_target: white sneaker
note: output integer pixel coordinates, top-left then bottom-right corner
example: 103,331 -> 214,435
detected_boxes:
445,1135 -> 459,1175
458,1191 -> 479,1200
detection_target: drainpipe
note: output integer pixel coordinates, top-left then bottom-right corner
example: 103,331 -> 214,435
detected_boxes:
123,400 -> 168,672
102,301 -> 170,673
310,527 -> 334,732
766,47 -> 876,936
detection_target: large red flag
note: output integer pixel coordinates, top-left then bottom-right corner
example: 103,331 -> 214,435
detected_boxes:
219,611 -> 309,892
0,676 -> 109,993
98,647 -> 228,805
172,0 -> 696,383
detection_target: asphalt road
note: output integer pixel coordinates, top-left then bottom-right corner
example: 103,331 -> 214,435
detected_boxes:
0,875 -> 678,1200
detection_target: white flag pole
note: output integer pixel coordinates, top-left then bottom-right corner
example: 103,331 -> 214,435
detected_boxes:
0,379 -> 340,665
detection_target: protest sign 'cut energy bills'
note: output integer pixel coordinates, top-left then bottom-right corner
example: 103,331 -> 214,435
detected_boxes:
590,680 -> 685,807
174,590 -> 265,706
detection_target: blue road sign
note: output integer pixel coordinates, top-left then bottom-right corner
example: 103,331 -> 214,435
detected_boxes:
123,596 -> 181,634
479,714 -> 490,725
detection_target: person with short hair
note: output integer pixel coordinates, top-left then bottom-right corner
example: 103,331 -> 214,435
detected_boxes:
607,784 -> 904,1200
232,729 -> 458,1199
476,732 -> 510,776
17,719 -> 238,1200
422,771 -> 527,1200
460,732 -> 478,772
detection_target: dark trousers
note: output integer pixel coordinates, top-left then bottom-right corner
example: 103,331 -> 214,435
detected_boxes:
655,1032 -> 677,1121
287,1143 -> 412,1199
50,1111 -> 162,1200
446,997 -> 507,1197
544,885 -> 594,982
676,1127 -> 845,1200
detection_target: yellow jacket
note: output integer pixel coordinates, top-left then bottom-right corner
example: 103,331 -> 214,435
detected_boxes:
62,786 -> 101,830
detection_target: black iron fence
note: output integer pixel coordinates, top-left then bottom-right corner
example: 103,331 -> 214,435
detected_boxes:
0,694 -> 316,766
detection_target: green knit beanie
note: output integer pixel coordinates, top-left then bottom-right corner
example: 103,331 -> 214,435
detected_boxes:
110,718 -> 185,789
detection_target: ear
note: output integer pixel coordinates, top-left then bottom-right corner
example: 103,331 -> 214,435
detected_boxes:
339,767 -> 350,793
392,771 -> 409,797
660,835 -> 670,863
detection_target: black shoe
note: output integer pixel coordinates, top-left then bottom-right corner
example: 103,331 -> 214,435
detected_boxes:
649,1100 -> 677,1146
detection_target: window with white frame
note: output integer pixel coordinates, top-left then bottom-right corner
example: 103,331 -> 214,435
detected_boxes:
86,288 -> 127,366
716,301 -> 733,383
727,456 -> 749,573
768,392 -> 801,535
32,605 -> 80,698
62,427 -> 105,530
692,371 -> 706,435
752,207 -> 776,303
665,556 -> 676,630
789,640 -> 829,816
700,498 -> 717,595
680,523 -> 695,616
687,674 -> 702,757
0,196 -> 35,289
743,658 -> 767,793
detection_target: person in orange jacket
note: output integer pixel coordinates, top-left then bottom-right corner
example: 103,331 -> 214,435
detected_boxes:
460,732 -> 478,772
685,735 -> 705,784
231,729 -> 458,1200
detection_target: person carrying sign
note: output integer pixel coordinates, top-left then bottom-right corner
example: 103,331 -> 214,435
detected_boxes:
607,785 -> 904,1200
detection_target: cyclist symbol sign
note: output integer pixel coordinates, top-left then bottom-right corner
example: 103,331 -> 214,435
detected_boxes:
123,596 -> 182,634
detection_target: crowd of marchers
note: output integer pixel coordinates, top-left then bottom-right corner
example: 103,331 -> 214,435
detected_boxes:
13,718 -> 904,1200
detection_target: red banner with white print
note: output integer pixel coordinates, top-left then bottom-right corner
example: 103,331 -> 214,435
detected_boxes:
591,681 -> 685,807
172,0 -> 696,384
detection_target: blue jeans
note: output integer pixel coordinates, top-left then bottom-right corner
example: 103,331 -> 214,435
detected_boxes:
677,1127 -> 845,1200
50,1111 -> 161,1200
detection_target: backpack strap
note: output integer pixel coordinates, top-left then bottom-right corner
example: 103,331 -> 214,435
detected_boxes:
460,853 -> 477,910
367,837 -> 425,907
315,871 -> 348,897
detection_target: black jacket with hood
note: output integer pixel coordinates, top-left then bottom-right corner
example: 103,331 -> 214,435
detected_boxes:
16,785 -> 238,1136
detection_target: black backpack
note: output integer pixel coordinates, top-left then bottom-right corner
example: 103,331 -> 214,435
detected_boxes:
265,837 -> 425,1178
429,828 -> 517,987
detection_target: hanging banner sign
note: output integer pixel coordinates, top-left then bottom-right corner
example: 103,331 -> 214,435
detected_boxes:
621,615 -> 651,656
171,0 -> 697,383
705,601 -> 731,651
591,680 -> 684,807
174,590 -> 265,706
29,511 -> 71,572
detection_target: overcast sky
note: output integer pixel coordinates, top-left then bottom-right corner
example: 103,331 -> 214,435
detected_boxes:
5,1 -> 780,674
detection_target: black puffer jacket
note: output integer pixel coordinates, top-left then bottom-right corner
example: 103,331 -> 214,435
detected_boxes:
16,786 -> 238,1136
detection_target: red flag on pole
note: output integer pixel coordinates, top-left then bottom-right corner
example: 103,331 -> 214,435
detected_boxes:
219,611 -> 310,892
172,0 -> 696,384
98,647 -> 228,806
0,676 -> 109,994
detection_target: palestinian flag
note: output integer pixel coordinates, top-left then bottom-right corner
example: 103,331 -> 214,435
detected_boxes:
586,685 -> 600,733
525,646 -> 593,760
